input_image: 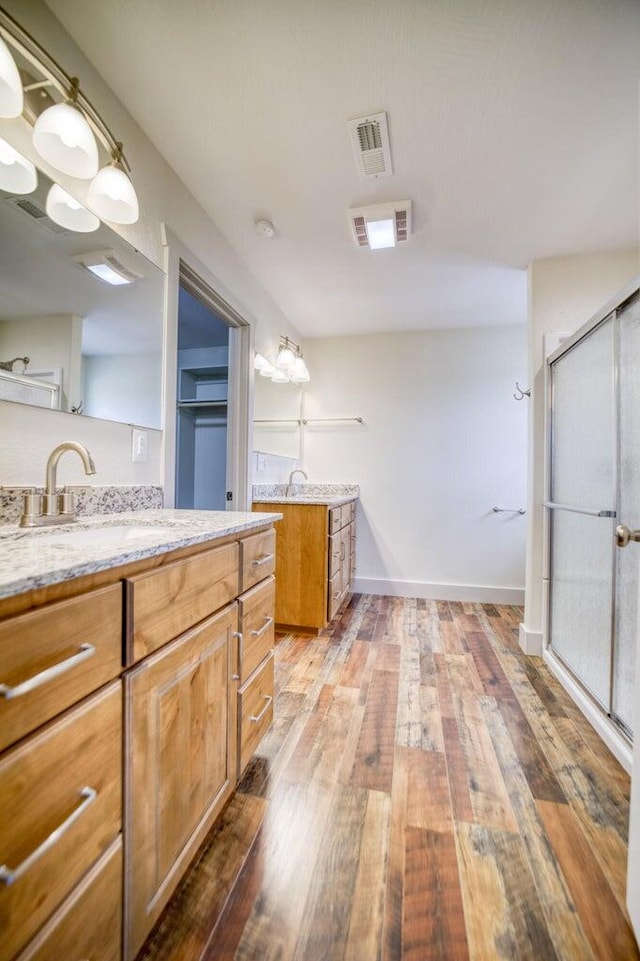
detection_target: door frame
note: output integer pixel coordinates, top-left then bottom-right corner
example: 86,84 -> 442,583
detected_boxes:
161,225 -> 253,510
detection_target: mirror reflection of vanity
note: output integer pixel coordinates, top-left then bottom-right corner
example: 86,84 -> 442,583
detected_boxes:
253,375 -> 302,460
0,168 -> 164,429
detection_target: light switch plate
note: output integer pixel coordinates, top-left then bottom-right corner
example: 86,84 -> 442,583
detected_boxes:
132,428 -> 148,463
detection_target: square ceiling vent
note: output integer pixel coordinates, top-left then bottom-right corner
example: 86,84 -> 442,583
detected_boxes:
347,112 -> 393,180
348,200 -> 412,250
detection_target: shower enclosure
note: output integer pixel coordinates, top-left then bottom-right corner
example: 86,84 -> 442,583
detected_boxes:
546,279 -> 640,741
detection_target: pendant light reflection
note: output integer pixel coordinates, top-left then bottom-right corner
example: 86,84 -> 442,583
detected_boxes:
0,137 -> 37,193
88,152 -> 139,224
46,183 -> 99,232
33,98 -> 99,179
255,341 -> 310,384
0,34 -> 23,118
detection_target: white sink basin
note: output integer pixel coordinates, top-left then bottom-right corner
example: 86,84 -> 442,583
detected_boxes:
43,525 -> 176,548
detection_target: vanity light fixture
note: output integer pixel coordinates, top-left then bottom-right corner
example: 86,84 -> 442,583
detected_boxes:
33,78 -> 99,179
87,143 -> 139,225
0,136 -> 37,193
0,8 -> 139,225
0,33 -> 22,117
256,337 -> 310,384
46,183 -> 99,232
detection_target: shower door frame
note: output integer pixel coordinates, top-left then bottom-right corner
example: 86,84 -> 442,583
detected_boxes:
543,275 -> 640,766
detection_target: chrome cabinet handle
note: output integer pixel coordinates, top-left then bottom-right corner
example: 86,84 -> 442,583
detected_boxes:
251,553 -> 274,567
249,695 -> 273,724
616,525 -> 640,547
0,643 -> 96,700
232,631 -> 243,681
0,786 -> 97,886
251,616 -> 274,638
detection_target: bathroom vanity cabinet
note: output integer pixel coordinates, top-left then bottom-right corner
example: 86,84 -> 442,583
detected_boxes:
0,514 -> 277,961
252,499 -> 356,631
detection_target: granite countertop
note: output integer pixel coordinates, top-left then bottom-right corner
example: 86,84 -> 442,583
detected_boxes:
0,509 -> 281,600
252,483 -> 359,507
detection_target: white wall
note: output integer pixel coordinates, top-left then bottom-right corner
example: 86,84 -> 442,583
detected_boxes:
0,0 -> 302,491
0,314 -> 82,411
0,400 -> 161,487
302,327 -> 527,604
521,247 -> 639,653
83,353 -> 162,427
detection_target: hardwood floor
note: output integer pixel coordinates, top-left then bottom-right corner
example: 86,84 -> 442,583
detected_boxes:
138,594 -> 639,961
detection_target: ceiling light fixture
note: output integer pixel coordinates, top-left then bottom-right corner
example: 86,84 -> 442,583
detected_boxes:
0,136 -> 37,193
348,200 -> 412,250
46,183 -> 99,232
0,8 -> 139,225
72,249 -> 144,285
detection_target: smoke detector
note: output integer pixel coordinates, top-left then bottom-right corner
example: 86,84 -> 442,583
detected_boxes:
347,112 -> 393,180
255,219 -> 276,239
348,200 -> 411,250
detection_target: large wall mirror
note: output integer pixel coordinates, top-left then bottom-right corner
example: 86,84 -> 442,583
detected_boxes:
253,374 -> 302,460
0,169 -> 164,429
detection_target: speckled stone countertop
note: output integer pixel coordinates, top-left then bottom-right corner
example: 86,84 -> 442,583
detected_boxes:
252,483 -> 359,507
0,509 -> 281,600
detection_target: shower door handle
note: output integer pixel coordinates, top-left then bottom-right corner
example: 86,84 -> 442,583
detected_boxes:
615,525 -> 640,548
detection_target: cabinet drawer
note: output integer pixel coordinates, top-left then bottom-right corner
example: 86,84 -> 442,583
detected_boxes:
16,837 -> 122,961
329,506 -> 343,534
238,651 -> 274,776
240,528 -> 276,592
328,570 -> 343,621
126,542 -> 239,662
0,584 -> 122,753
0,682 -> 122,961
328,532 -> 342,578
238,576 -> 275,682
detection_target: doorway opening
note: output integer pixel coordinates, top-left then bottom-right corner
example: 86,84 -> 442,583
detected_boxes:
174,260 -> 251,511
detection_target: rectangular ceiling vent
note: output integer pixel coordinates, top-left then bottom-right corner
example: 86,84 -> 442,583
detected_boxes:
5,193 -> 68,233
348,200 -> 412,250
347,112 -> 393,180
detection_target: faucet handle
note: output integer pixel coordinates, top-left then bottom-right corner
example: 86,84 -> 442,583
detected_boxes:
21,490 -> 42,520
59,487 -> 75,516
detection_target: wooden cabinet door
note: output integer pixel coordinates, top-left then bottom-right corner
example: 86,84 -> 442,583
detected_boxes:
124,603 -> 238,960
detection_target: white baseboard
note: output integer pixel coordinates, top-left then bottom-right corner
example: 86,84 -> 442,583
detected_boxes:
352,577 -> 524,606
518,623 -> 543,656
543,647 -> 633,774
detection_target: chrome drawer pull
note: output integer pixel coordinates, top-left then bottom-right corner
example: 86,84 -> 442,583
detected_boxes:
251,616 -> 274,638
251,553 -> 274,567
0,786 -> 97,886
249,695 -> 273,724
0,643 -> 96,700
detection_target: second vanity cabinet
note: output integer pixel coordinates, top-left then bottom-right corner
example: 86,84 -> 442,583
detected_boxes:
252,499 -> 356,631
0,515 -> 277,961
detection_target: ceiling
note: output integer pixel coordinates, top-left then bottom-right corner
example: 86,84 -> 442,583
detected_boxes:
44,0 -> 640,339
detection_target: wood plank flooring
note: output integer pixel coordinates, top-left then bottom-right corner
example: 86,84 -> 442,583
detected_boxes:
138,594 -> 639,961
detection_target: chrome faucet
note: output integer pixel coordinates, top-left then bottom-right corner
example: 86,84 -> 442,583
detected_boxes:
287,468 -> 308,494
19,442 -> 96,527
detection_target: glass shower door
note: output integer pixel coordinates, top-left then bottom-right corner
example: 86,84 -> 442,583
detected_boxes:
548,317 -> 616,708
613,292 -> 640,735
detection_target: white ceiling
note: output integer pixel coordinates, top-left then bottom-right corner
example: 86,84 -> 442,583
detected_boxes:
44,0 -> 639,338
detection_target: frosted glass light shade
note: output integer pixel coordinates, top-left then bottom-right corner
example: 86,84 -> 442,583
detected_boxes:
276,342 -> 296,370
270,368 -> 290,383
46,183 -> 99,232
33,102 -> 99,178
0,35 -> 23,118
0,138 -> 37,193
87,162 -> 139,224
290,355 -> 310,383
